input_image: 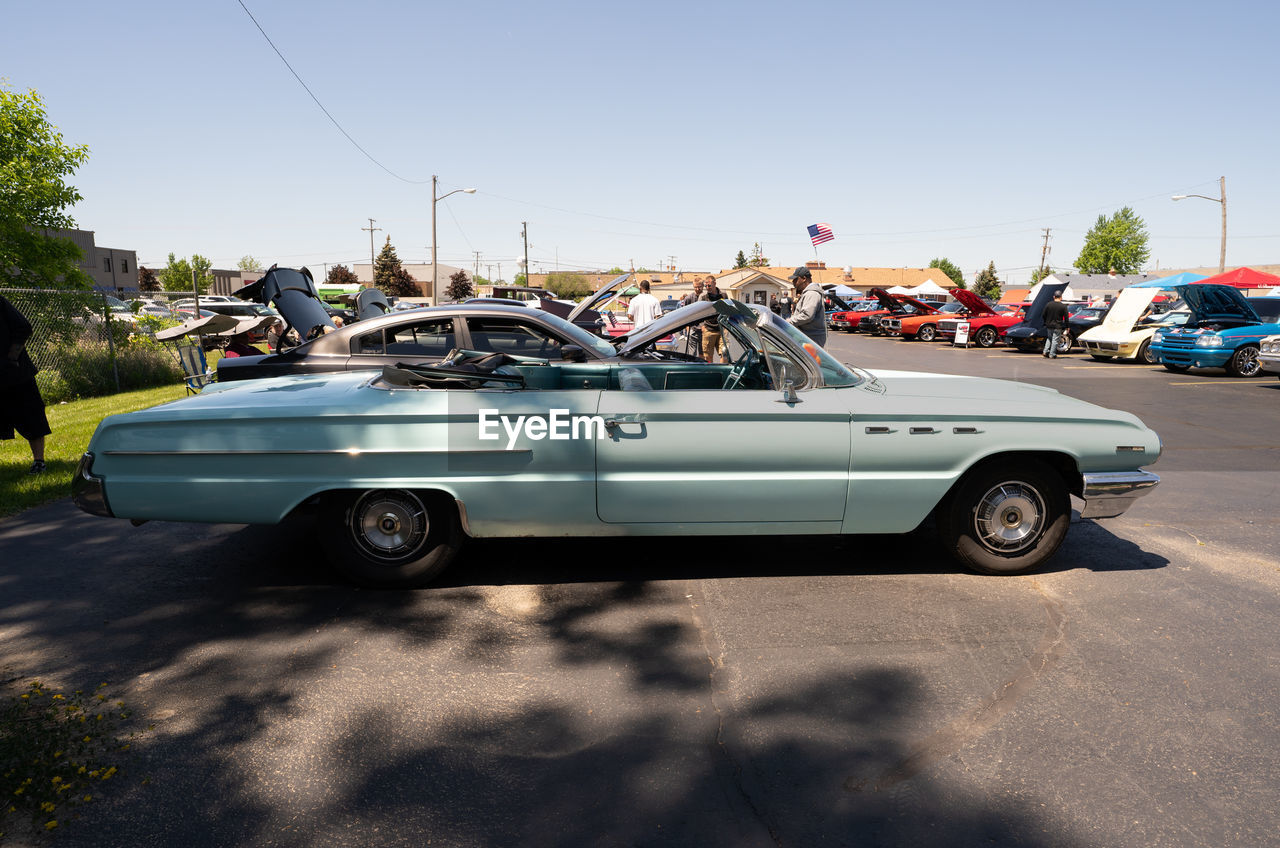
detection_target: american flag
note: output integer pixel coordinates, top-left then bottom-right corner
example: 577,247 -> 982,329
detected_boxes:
807,223 -> 834,246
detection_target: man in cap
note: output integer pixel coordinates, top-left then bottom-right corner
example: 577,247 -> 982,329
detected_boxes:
787,266 -> 828,347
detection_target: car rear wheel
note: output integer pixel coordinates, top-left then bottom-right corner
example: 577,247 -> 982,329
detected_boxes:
1225,345 -> 1261,378
1163,363 -> 1190,373
1057,330 -> 1072,354
322,489 -> 462,588
975,326 -> 998,348
938,459 -> 1070,575
917,324 -> 937,342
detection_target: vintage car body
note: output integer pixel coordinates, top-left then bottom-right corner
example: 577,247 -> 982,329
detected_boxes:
1078,288 -> 1188,363
76,301 -> 1161,588
848,289 -> 940,335
937,290 -> 1027,347
828,299 -> 880,332
1258,335 -> 1280,377
999,282 -> 1076,353
883,301 -> 969,341
1149,287 -> 1280,377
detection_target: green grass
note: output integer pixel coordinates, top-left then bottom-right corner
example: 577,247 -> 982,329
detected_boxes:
0,384 -> 188,519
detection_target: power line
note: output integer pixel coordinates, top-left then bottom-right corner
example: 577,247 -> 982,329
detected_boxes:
234,0 -> 430,185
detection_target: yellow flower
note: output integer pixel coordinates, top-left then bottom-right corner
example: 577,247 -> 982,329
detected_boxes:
51,776 -> 62,784
52,694 -> 65,700
83,736 -> 92,743
53,751 -> 63,758
102,767 -> 118,780
83,795 -> 92,802
13,788 -> 24,796
41,802 -> 56,813
45,821 -> 58,830
96,714 -> 104,721
97,682 -> 107,689
78,766 -> 87,774
20,694 -> 29,700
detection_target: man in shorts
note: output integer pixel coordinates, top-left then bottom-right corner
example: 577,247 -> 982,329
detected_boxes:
1,295 -> 52,474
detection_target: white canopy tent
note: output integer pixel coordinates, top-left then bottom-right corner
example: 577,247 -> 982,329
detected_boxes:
907,280 -> 949,297
829,284 -> 862,298
886,286 -> 913,295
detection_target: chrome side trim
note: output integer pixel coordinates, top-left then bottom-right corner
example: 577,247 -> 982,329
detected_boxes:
1079,471 -> 1160,519
102,449 -> 532,456
455,499 -> 472,536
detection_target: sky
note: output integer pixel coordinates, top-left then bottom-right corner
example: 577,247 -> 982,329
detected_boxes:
7,0 -> 1279,285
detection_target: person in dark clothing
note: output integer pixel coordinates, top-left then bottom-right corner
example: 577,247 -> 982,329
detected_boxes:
1,295 -> 52,473
699,276 -> 728,363
1042,290 -> 1070,359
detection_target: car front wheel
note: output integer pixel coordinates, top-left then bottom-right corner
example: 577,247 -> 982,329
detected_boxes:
1136,339 -> 1156,364
322,489 -> 463,588
1225,345 -> 1261,378
917,324 -> 937,342
974,326 -> 998,348
938,459 -> 1070,575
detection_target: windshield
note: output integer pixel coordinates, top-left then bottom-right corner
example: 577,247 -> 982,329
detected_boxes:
754,309 -> 861,388
533,310 -> 618,358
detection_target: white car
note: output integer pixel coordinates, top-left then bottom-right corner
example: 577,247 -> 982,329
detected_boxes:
1078,287 -> 1188,364
1259,334 -> 1280,378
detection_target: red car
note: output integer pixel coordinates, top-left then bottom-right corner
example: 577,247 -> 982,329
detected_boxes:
834,288 -> 941,334
936,289 -> 1025,347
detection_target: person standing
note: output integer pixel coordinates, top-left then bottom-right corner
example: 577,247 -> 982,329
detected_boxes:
787,266 -> 828,348
680,277 -> 704,307
1042,289 -> 1069,359
699,275 -> 728,363
1,295 -> 52,474
626,280 -> 663,330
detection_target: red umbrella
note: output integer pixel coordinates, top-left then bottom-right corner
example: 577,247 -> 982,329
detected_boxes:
1192,267 -> 1280,288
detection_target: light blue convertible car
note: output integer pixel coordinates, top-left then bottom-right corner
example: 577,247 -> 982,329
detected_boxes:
74,301 -> 1162,587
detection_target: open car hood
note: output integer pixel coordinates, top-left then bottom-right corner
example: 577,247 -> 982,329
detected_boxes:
354,288 -> 391,321
867,288 -> 936,314
566,273 -> 633,326
1176,283 -> 1261,323
1099,287 -> 1159,334
1017,281 -> 1070,328
617,298 -> 758,357
235,267 -> 337,340
153,313 -> 240,341
948,288 -> 997,317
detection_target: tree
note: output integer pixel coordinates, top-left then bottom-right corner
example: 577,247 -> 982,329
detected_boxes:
1074,207 -> 1150,274
543,272 -> 591,299
748,243 -> 769,268
325,264 -> 359,285
972,261 -> 1002,301
191,254 -> 212,294
513,273 -> 527,286
0,85 -> 93,288
928,257 -> 966,290
372,237 -> 416,296
1029,266 -> 1054,284
237,255 -> 262,272
137,266 -> 161,292
733,250 -> 749,269
159,253 -> 212,293
605,267 -> 627,275
446,269 -> 474,301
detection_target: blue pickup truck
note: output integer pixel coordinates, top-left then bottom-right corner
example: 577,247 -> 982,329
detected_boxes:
1149,284 -> 1280,377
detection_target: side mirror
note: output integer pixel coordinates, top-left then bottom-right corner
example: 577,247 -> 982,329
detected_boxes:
777,380 -> 800,404
560,345 -> 587,363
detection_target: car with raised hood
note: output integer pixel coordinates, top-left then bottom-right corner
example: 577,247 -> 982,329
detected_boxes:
1149,286 -> 1280,377
935,289 -> 1027,347
883,300 -> 970,342
217,269 -> 674,382
75,300 -> 1162,589
828,299 -> 880,332
1078,287 -> 1190,364
999,282 -> 1079,353
837,289 -> 940,335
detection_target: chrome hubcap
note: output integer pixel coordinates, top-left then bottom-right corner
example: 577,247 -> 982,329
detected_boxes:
1238,349 -> 1259,375
974,482 -> 1045,554
351,490 -> 430,562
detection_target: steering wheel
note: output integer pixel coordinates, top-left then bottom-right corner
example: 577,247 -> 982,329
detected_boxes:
722,347 -> 756,390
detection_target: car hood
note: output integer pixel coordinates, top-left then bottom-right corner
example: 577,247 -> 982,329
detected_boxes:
1175,283 -> 1261,323
237,267 -> 337,339
567,274 -> 632,325
1017,281 -> 1070,328
949,288 -> 997,316
1098,287 -> 1159,334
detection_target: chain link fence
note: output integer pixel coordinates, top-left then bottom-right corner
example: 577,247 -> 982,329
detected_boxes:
1,288 -> 200,404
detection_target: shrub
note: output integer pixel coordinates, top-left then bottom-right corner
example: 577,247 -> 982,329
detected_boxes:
34,370 -> 72,405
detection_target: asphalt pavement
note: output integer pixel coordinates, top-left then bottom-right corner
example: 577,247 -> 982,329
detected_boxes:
1,334 -> 1277,847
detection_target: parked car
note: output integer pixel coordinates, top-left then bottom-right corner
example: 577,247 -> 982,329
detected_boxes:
883,300 -> 969,341
1149,286 -> 1280,377
75,299 -> 1162,588
937,289 -> 1029,347
1067,304 -> 1110,338
1078,287 -> 1188,364
828,299 -> 879,332
846,289 -> 940,335
1000,282 -> 1077,353
1258,334 -> 1280,378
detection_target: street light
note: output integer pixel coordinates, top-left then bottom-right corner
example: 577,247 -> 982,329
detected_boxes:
432,175 -> 476,301
1171,176 -> 1226,273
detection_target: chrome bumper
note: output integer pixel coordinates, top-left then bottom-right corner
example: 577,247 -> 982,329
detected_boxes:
72,452 -> 114,518
1258,352 -> 1280,375
1079,471 -> 1159,519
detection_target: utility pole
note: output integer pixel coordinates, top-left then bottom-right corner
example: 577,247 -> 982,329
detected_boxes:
473,251 -> 481,287
522,222 -> 530,287
668,255 -> 677,272
362,218 -> 381,282
1039,228 -> 1052,275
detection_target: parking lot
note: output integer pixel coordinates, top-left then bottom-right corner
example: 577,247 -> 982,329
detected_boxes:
2,336 -> 1278,847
